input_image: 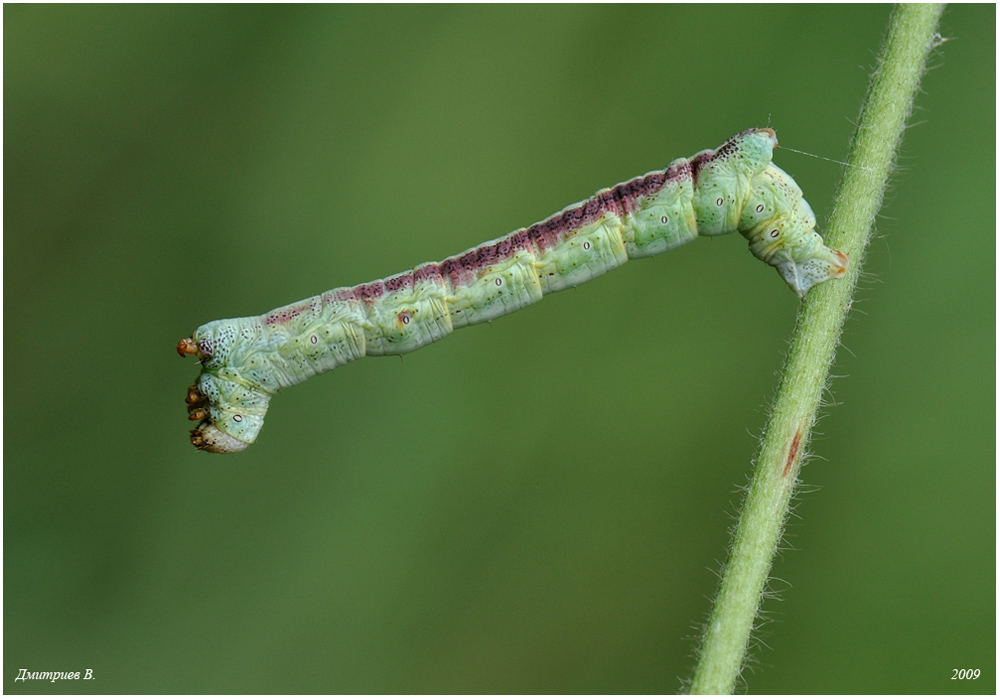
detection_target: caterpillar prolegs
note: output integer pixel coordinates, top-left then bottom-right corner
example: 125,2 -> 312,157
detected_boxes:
178,128 -> 848,453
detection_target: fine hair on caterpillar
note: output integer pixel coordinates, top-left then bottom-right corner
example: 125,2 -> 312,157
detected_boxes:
178,128 -> 848,453
779,144 -> 874,173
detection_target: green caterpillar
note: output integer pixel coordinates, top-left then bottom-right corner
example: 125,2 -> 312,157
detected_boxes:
178,128 -> 848,453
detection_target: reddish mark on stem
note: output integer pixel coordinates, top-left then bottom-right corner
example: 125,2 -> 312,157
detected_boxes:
784,429 -> 803,477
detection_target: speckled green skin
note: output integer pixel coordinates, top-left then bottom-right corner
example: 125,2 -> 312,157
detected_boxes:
181,129 -> 847,453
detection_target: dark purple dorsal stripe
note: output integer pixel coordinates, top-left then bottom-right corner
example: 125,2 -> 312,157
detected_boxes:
344,148 -> 709,296
382,271 -> 414,293
263,299 -> 322,326
355,280 -> 385,303
413,262 -> 445,284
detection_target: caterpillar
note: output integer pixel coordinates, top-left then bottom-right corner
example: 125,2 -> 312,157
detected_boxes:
178,128 -> 848,453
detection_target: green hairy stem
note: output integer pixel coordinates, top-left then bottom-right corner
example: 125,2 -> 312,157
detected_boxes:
687,4 -> 945,694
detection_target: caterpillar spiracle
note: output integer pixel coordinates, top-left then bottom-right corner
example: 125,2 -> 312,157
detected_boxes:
178,128 -> 848,453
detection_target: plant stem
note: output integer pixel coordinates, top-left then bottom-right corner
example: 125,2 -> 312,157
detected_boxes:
687,4 -> 944,694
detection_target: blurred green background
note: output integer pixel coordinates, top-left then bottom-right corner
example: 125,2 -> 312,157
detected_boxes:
4,5 -> 994,694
